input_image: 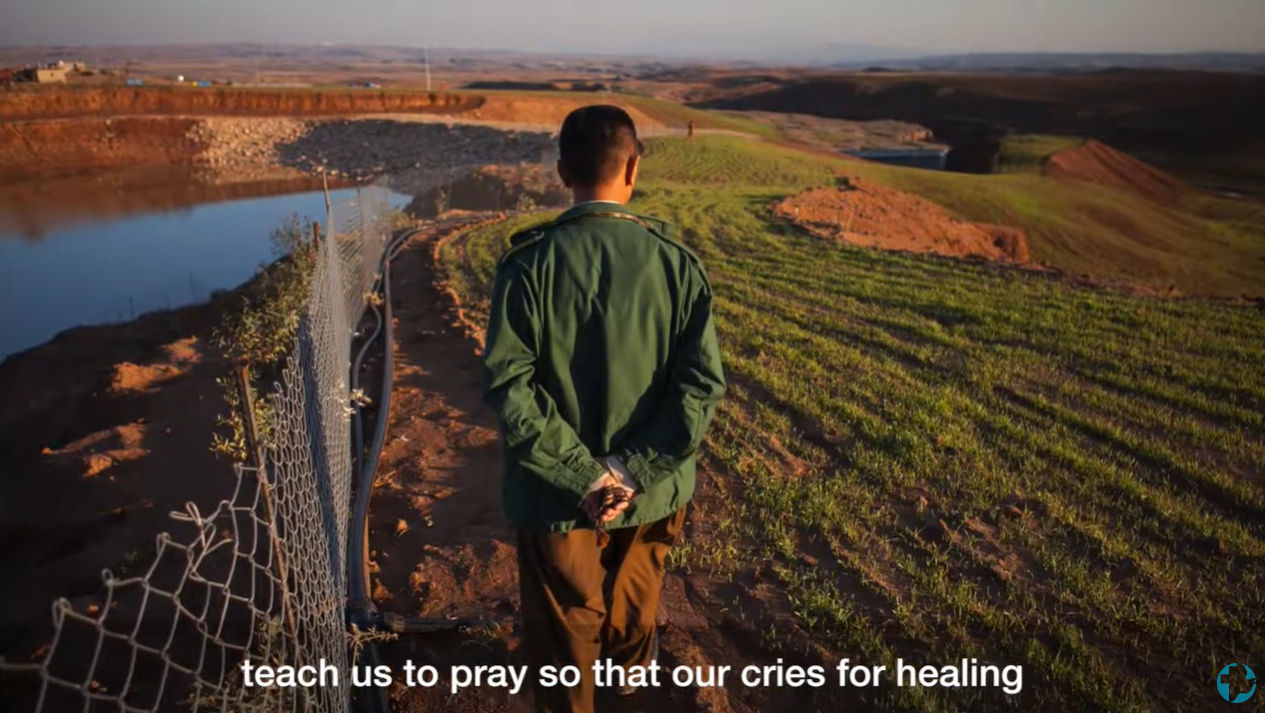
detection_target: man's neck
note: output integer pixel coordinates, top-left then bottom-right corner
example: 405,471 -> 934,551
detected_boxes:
571,187 -> 627,205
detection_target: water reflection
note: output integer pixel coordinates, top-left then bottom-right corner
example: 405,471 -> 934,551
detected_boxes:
0,167 -> 339,241
844,148 -> 951,171
0,176 -> 405,361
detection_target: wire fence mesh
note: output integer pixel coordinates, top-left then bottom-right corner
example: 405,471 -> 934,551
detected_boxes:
0,184 -> 398,713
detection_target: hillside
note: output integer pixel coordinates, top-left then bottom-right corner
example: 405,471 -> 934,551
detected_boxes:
837,138 -> 1265,297
691,70 -> 1265,192
433,134 -> 1265,713
1042,139 -> 1188,203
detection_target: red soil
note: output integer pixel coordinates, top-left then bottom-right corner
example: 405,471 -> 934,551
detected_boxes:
0,86 -> 480,121
467,96 -> 665,131
0,86 -> 667,132
108,337 -> 204,394
0,118 -> 206,182
0,296 -> 236,663
1044,139 -> 1189,203
773,177 -> 1031,262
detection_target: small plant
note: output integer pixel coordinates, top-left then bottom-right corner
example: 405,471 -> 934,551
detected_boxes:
347,624 -> 398,665
389,208 -> 415,232
514,192 -> 538,213
210,215 -> 316,463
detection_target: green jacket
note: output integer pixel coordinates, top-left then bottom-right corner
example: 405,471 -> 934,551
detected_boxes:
482,201 -> 726,533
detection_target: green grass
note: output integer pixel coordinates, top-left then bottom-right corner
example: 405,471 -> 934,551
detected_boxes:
995,135 -> 1084,173
618,96 -> 782,138
840,154 -> 1265,297
441,135 -> 1265,713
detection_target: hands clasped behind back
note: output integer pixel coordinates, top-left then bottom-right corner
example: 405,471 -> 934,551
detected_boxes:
580,456 -> 641,525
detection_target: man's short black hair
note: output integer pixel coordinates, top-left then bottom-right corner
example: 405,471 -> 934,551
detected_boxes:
558,105 -> 643,188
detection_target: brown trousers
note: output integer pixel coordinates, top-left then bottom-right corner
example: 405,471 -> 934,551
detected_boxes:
516,508 -> 686,713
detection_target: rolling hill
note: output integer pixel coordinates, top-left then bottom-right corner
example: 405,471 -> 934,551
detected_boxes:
436,133 -> 1265,713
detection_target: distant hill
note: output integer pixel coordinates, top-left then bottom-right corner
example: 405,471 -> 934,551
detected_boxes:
835,52 -> 1265,73
6,44 -> 1262,75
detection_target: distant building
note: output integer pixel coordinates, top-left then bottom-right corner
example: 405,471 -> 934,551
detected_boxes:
18,67 -> 67,83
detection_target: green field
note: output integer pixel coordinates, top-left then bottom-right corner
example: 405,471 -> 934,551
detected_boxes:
440,135 -> 1265,712
994,134 -> 1084,173
841,146 -> 1265,298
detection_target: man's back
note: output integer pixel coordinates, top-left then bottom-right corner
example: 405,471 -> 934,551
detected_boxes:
483,202 -> 724,533
481,104 -> 725,713
521,206 -> 692,451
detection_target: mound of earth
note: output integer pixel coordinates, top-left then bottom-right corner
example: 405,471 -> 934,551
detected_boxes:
466,96 -> 664,132
773,178 -> 1031,262
1043,140 -> 1188,203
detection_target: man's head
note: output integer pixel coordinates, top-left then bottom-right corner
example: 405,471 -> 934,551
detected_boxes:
557,105 -> 643,204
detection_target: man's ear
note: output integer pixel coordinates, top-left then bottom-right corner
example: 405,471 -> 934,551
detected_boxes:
624,154 -> 641,187
557,159 -> 571,188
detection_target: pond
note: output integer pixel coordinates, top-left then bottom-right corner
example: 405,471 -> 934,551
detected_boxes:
0,179 -> 409,361
845,147 -> 950,171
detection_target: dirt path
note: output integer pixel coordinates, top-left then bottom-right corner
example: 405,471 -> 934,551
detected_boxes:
369,223 -> 712,712
369,222 -> 864,713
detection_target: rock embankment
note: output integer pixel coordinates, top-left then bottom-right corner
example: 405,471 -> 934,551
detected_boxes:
187,117 -> 557,191
279,119 -> 555,186
188,118 -> 311,173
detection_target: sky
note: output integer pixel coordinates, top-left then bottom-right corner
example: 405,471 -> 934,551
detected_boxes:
1,0 -> 1263,58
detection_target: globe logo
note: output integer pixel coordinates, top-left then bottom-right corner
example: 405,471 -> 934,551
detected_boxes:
1217,663 -> 1257,703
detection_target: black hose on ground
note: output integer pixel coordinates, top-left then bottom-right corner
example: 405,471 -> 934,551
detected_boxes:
347,227 -> 421,713
348,217 -> 497,713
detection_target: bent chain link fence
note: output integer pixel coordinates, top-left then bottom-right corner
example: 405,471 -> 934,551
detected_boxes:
0,184 -> 396,713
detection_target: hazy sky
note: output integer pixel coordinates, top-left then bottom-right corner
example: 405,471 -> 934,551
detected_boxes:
2,0 -> 1263,57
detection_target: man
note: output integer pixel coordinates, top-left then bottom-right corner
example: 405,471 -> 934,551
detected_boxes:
483,105 -> 726,713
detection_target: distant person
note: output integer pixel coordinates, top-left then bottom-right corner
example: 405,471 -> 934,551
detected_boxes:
483,105 -> 726,713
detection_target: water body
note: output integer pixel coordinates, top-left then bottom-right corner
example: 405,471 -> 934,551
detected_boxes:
0,184 -> 408,361
845,148 -> 951,171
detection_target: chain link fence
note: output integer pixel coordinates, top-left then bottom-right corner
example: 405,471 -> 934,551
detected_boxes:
0,184 -> 398,713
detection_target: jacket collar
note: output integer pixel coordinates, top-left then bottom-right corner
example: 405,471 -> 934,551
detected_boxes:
554,200 -> 670,233
556,200 -> 633,222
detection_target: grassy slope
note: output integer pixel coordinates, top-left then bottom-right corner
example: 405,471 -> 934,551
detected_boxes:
838,150 -> 1265,297
618,96 -> 780,138
994,135 -> 1083,173
441,135 -> 1265,713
